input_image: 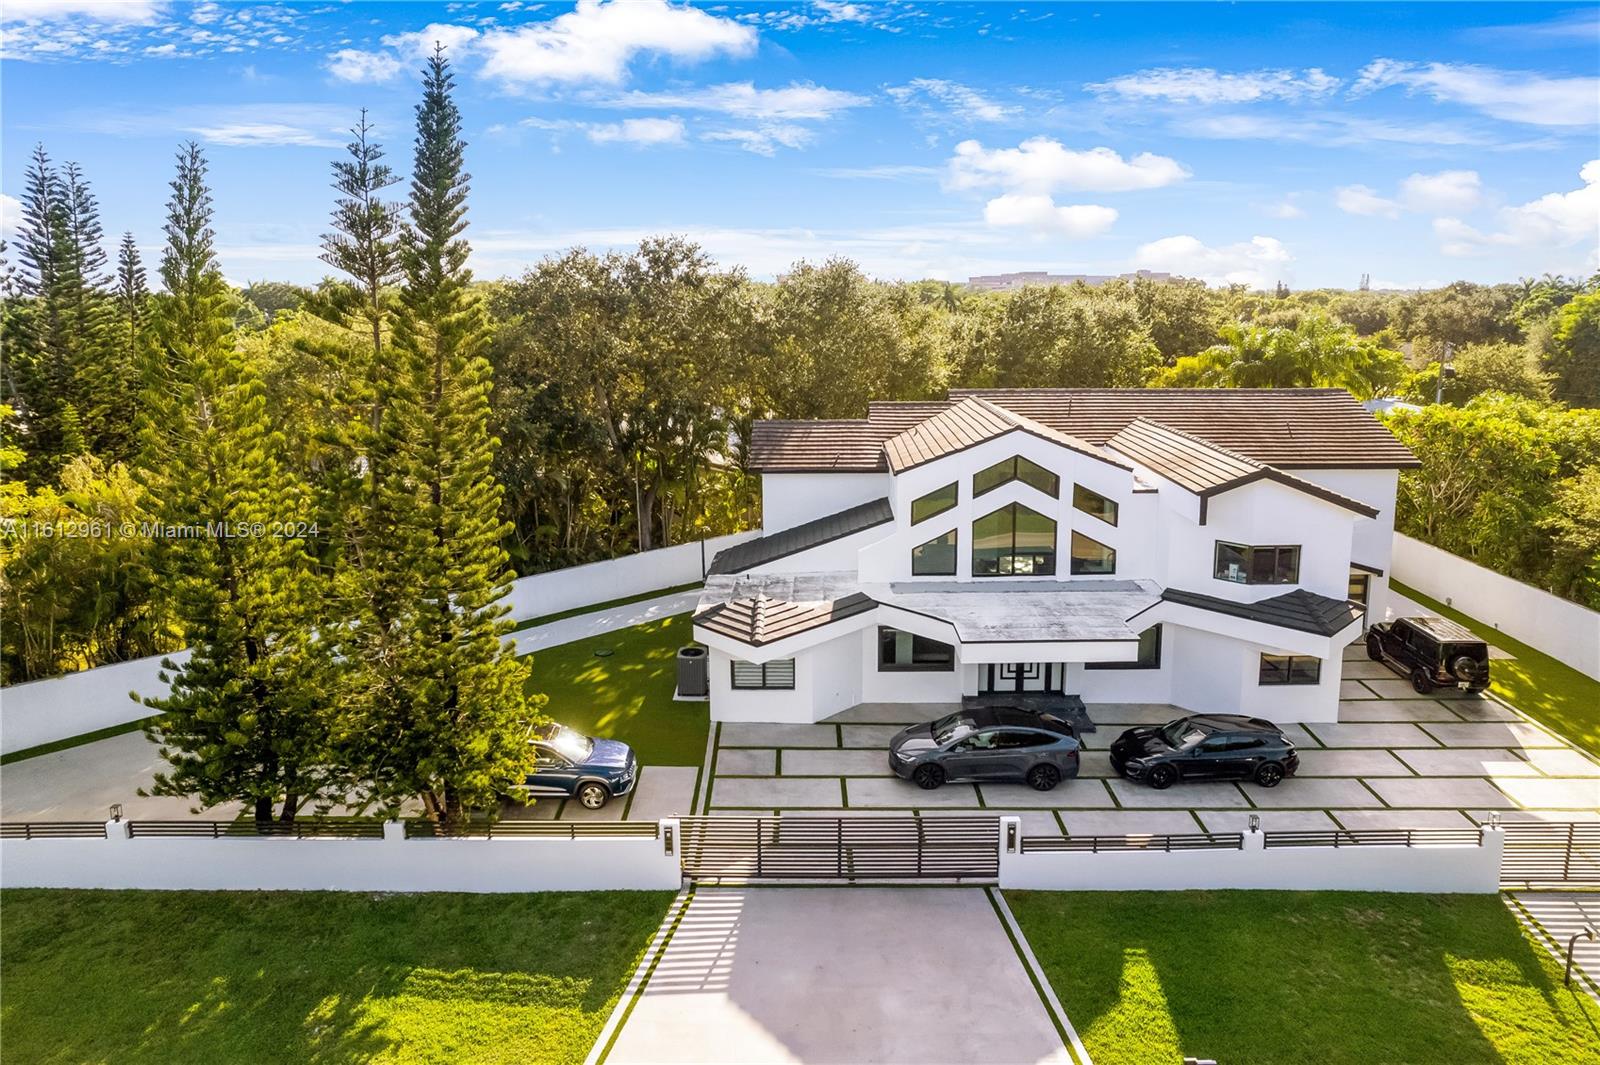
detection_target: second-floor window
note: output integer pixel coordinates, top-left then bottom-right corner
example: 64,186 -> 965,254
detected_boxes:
1214,542 -> 1301,585
1072,483 -> 1118,526
973,502 -> 1056,576
911,482 -> 958,524
912,529 -> 957,576
1070,530 -> 1117,575
974,455 -> 1060,499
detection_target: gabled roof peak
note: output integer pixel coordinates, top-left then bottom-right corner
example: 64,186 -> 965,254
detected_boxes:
883,395 -> 1130,475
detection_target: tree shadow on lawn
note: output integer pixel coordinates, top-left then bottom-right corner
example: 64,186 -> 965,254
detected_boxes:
524,615 -> 707,766
1007,890 -> 1600,1065
0,889 -> 672,1065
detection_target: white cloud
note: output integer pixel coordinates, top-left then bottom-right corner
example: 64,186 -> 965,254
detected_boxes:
381,22 -> 481,60
1353,59 -> 1600,127
886,78 -> 1017,122
1398,170 -> 1482,213
601,81 -> 868,120
813,0 -> 870,23
1335,184 -> 1402,219
326,48 -> 402,84
1434,160 -> 1600,256
0,193 -> 23,241
1336,170 -> 1484,219
702,124 -> 813,156
1131,234 -> 1291,288
476,0 -> 756,86
184,122 -> 341,148
1087,66 -> 1341,104
0,1 -> 162,24
982,194 -> 1117,238
947,137 -> 1189,194
1261,197 -> 1305,220
585,116 -> 686,146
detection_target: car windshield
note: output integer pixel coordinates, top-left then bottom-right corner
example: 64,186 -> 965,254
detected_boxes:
931,713 -> 978,745
546,726 -> 594,762
1159,721 -> 1209,749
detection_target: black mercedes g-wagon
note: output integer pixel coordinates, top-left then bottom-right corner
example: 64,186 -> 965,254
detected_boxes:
1366,616 -> 1490,694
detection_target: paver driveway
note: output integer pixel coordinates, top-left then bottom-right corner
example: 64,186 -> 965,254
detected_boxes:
603,887 -> 1071,1064
700,643 -> 1600,835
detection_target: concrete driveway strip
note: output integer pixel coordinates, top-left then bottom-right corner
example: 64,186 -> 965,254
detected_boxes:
603,887 -> 1072,1065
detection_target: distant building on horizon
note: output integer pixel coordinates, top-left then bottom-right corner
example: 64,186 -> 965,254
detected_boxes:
966,269 -> 1174,291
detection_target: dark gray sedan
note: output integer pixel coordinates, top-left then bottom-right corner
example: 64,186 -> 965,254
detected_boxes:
888,706 -> 1080,791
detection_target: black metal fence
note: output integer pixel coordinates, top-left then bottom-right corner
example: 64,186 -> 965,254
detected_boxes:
0,821 -> 109,839
126,818 -> 388,839
1022,833 -> 1243,853
1262,828 -> 1483,849
1500,822 -> 1600,888
678,815 -> 1000,881
403,820 -> 659,840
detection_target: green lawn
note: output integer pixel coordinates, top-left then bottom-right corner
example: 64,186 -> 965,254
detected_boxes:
0,889 -> 673,1065
1008,890 -> 1600,1065
1392,579 -> 1600,758
523,613 -> 708,766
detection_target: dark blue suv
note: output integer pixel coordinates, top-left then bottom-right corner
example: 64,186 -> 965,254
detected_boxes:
523,724 -> 639,809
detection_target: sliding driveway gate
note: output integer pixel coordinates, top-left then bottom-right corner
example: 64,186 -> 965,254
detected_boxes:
1500,822 -> 1600,888
677,816 -> 1000,882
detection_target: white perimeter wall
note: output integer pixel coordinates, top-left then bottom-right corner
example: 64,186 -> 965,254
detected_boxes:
1,533 -> 758,755
1392,533 -> 1600,682
0,820 -> 683,892
1000,820 -> 1503,893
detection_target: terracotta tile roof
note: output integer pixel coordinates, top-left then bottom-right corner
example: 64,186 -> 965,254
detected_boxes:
707,498 -> 893,575
693,591 -> 878,646
1106,419 -> 1379,518
750,388 -> 1418,472
1156,587 -> 1364,637
882,396 -> 1126,473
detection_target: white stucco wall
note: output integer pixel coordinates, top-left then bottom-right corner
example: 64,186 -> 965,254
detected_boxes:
999,819 -> 1503,893
760,473 -> 889,533
708,647 -> 817,722
1169,480 -> 1357,604
0,820 -> 683,892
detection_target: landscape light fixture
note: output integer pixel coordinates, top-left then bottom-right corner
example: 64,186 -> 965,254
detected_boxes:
1566,925 -> 1597,988
109,803 -> 123,823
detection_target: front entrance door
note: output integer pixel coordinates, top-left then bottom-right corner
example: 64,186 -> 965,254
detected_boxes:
981,662 -> 1062,695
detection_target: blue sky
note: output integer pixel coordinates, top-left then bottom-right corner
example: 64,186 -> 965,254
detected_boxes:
2,1 -> 1596,290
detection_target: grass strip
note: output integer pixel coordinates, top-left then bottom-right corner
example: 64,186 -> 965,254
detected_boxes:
0,716 -> 158,766
508,582 -> 703,633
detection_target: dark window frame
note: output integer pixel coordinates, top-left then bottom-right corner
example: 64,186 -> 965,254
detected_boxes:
1086,625 -> 1162,670
911,528 -> 958,576
910,481 -> 959,525
973,455 -> 1061,499
971,501 -> 1057,577
1348,571 -> 1370,606
1214,541 -> 1301,585
877,626 -> 956,672
1070,529 -> 1118,576
1071,483 -> 1119,527
731,659 -> 797,690
1258,653 -> 1321,686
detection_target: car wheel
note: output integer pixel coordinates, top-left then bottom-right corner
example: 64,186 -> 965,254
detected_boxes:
1366,633 -> 1384,661
577,782 -> 610,809
1255,762 -> 1285,788
912,763 -> 946,790
1410,668 -> 1436,695
1148,764 -> 1177,790
1027,764 -> 1061,792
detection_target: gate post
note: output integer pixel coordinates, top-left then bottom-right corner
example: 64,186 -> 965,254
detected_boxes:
998,816 -> 1021,887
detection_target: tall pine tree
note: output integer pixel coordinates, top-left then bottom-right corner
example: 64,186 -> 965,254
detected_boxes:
140,143 -> 336,825
342,47 -> 537,826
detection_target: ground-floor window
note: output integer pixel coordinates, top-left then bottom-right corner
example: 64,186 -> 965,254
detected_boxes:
1259,653 -> 1321,685
877,627 -> 955,671
1086,625 -> 1162,670
731,659 -> 796,690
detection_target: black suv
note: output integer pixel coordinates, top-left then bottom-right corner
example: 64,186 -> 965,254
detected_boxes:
1366,616 -> 1489,694
1110,714 -> 1299,789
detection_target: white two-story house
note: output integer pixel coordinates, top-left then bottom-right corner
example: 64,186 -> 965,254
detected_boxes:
692,388 -> 1418,726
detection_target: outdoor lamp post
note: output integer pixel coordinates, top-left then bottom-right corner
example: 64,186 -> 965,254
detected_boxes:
1565,925 -> 1596,988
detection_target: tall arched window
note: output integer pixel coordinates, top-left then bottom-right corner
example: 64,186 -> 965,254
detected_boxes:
972,502 -> 1056,576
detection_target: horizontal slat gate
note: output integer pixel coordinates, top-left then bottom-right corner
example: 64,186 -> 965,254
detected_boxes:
1501,822 -> 1600,888
678,816 -> 1000,882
